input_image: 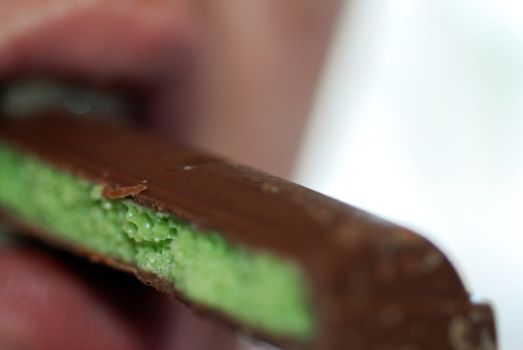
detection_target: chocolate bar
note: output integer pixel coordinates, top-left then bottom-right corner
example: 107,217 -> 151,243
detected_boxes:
0,115 -> 497,349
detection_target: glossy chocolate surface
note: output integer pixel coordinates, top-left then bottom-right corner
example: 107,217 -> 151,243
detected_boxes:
0,115 -> 497,349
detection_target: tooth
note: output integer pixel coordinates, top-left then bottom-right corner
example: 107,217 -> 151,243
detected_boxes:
0,79 -> 132,120
62,84 -> 131,118
0,80 -> 64,118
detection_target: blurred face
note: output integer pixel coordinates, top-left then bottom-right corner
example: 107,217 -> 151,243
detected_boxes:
0,2 -> 341,350
0,0 -> 340,176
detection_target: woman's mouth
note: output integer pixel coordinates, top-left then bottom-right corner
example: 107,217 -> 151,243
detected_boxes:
0,3 -> 196,127
0,0 -> 335,179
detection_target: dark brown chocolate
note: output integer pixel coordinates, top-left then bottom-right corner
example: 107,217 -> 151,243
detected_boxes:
0,115 -> 497,350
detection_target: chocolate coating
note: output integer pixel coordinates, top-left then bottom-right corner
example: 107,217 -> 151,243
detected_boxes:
0,115 -> 497,349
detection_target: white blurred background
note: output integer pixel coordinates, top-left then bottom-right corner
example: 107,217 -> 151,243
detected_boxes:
296,0 -> 523,349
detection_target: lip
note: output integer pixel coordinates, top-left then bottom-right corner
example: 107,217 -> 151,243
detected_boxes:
0,2 -> 196,127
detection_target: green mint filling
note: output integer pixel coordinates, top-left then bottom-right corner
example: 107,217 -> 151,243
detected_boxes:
0,144 -> 314,338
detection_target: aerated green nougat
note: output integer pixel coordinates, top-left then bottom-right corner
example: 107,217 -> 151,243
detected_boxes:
0,144 -> 314,338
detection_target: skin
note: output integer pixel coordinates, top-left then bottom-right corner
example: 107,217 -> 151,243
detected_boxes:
0,1 -> 341,349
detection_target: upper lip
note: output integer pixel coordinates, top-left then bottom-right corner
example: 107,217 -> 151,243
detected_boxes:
0,2 -> 196,125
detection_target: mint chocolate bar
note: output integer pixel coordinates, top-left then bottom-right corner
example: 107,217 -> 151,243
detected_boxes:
0,115 -> 496,349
